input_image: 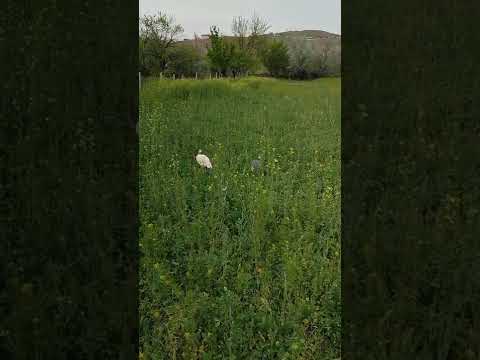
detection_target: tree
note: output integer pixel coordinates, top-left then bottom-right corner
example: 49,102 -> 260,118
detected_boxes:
309,43 -> 331,77
206,26 -> 232,76
247,12 -> 271,55
166,44 -> 202,77
139,12 -> 183,75
230,13 -> 271,76
207,14 -> 271,78
231,16 -> 249,51
228,42 -> 255,77
287,38 -> 314,79
248,13 -> 270,47
230,16 -> 254,76
262,40 -> 290,77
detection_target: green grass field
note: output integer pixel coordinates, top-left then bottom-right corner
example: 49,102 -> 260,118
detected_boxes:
139,77 -> 341,359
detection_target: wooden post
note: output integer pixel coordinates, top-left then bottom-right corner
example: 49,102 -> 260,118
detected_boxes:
173,73 -> 176,80
195,72 -> 198,80
160,72 -> 163,80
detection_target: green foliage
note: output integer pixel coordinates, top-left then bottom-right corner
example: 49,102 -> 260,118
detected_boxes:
228,43 -> 255,77
262,41 -> 290,77
139,12 -> 339,80
166,44 -> 202,77
207,26 -> 258,77
139,77 -> 341,359
206,26 -> 232,76
277,38 -> 338,80
287,39 -> 313,80
139,36 -> 168,76
231,13 -> 270,75
139,12 -> 184,76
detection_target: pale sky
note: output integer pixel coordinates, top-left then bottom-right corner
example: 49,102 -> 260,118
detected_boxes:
139,0 -> 341,39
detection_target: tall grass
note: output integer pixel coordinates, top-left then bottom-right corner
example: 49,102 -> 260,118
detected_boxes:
140,77 -> 341,359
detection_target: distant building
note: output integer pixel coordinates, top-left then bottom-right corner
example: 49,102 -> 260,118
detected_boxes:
200,34 -> 210,39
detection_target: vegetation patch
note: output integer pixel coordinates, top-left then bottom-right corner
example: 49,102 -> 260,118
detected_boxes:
140,77 -> 341,359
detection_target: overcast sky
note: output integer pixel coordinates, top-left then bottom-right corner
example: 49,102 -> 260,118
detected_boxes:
139,0 -> 341,39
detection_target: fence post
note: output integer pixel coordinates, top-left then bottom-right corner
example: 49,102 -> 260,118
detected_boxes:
195,72 -> 198,80
160,72 -> 163,80
173,73 -> 176,80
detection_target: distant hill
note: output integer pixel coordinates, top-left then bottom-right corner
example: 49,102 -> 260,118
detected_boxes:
180,29 -> 340,54
272,30 -> 340,42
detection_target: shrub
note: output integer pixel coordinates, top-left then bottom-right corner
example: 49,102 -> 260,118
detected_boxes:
262,41 -> 290,78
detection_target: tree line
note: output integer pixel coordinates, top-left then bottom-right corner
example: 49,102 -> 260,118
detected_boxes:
139,12 -> 339,80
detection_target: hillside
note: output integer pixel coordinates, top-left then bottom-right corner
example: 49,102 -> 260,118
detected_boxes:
271,30 -> 341,45
272,30 -> 340,49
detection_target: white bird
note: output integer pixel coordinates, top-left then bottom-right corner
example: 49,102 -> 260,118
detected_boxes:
195,150 -> 212,171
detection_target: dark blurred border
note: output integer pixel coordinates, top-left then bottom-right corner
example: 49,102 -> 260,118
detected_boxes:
342,2 -> 480,359
1,2 -> 138,358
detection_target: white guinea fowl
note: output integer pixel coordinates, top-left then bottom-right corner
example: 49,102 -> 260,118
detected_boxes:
195,150 -> 212,170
